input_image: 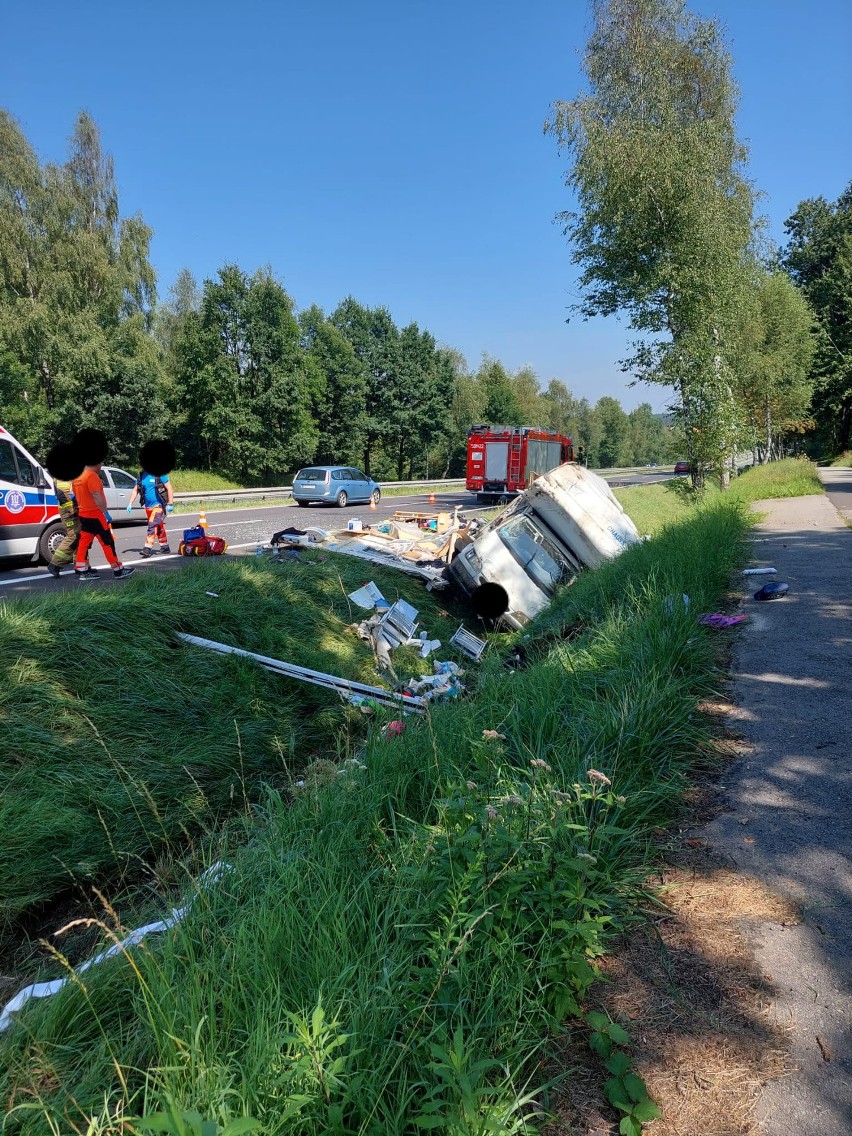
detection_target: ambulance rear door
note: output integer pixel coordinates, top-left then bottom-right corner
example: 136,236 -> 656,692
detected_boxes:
0,430 -> 54,560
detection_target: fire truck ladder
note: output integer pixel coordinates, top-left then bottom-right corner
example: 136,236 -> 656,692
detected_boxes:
507,433 -> 524,487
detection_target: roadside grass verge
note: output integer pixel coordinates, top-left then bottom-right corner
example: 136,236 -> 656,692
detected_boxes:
170,470 -> 247,492
829,451 -> 851,467
0,555 -> 462,941
1,489 -> 754,1134
725,456 -> 822,501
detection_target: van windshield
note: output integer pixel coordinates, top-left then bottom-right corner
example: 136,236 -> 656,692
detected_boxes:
496,514 -> 571,594
296,469 -> 328,481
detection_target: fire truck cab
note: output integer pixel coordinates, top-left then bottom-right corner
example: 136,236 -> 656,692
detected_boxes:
466,425 -> 574,503
0,425 -> 63,563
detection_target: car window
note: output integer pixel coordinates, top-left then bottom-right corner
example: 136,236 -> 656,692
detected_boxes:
297,468 -> 327,480
0,441 -> 21,484
332,470 -> 346,481
98,469 -> 110,486
348,469 -> 367,482
497,515 -> 571,595
110,469 -> 137,489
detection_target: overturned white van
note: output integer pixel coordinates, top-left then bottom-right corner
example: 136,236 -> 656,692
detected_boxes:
448,463 -> 640,629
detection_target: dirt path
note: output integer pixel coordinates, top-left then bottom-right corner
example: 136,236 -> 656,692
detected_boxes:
702,475 -> 852,1133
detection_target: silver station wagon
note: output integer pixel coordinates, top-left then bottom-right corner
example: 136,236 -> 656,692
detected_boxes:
292,465 -> 382,508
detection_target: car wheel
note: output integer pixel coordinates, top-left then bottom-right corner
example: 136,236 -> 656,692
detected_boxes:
371,489 -> 381,507
39,522 -> 65,563
336,491 -> 348,508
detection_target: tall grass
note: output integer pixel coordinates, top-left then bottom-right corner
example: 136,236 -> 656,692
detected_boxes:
170,470 -> 248,492
0,556 -> 459,939
1,493 -> 753,1134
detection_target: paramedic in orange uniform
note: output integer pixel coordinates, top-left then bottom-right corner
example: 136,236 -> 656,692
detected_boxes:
71,462 -> 135,581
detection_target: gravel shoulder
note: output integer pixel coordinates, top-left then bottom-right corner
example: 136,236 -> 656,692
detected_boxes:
703,475 -> 852,1133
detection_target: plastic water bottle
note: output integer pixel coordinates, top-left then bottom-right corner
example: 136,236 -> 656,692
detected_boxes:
255,540 -> 263,558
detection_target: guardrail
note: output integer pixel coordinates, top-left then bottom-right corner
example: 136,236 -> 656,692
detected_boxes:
172,477 -> 468,504
171,469 -> 670,504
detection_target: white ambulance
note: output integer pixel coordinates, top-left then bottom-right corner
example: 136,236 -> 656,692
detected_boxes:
0,425 -> 64,563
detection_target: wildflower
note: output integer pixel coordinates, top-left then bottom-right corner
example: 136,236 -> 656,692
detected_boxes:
485,805 -> 500,820
577,852 -> 597,864
466,781 -> 478,791
530,758 -> 552,773
506,794 -> 523,807
552,790 -> 571,803
616,795 -> 627,805
587,769 -> 612,787
482,729 -> 506,741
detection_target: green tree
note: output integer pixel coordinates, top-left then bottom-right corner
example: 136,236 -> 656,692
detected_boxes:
783,185 -> 852,453
299,304 -> 367,465
547,0 -> 756,487
330,298 -> 400,476
172,266 -> 321,481
734,269 -> 815,462
626,401 -> 667,464
477,356 -> 523,424
0,109 -> 164,461
540,379 -> 580,439
594,395 -> 630,466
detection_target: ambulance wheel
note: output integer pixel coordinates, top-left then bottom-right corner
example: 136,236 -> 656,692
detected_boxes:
39,522 -> 65,563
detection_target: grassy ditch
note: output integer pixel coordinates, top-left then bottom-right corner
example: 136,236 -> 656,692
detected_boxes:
0,555 -> 462,940
0,461 -> 814,1134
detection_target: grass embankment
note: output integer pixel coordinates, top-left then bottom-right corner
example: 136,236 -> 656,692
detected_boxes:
0,461 -> 815,1135
0,557 -> 458,938
830,451 -> 852,467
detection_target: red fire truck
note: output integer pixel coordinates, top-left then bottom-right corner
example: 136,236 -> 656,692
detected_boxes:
465,425 -> 574,502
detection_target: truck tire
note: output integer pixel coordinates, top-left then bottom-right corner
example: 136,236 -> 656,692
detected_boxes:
39,522 -> 65,563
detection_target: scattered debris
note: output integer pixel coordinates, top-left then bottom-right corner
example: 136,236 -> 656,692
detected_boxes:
406,660 -> 465,701
407,631 -> 441,657
347,581 -> 388,611
0,862 -> 230,1034
742,567 -> 777,575
205,591 -> 219,597
816,1035 -> 832,1063
664,593 -> 691,615
382,720 -> 406,738
450,624 -> 487,660
698,613 -> 749,628
177,632 -> 426,714
270,526 -> 329,547
379,598 -> 419,647
754,582 -> 789,601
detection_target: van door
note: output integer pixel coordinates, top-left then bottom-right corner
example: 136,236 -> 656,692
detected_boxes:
0,436 -> 50,558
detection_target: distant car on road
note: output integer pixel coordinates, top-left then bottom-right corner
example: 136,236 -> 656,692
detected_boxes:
99,466 -> 146,518
292,465 -> 382,508
674,461 -> 691,475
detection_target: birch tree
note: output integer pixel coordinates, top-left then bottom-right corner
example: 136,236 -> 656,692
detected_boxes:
547,0 -> 756,486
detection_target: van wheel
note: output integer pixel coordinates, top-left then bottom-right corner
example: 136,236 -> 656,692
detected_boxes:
39,522 -> 65,563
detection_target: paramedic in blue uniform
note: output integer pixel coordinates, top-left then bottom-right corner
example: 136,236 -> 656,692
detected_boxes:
127,469 -> 175,557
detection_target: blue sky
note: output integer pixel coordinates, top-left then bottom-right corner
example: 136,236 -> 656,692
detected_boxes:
3,1 -> 850,412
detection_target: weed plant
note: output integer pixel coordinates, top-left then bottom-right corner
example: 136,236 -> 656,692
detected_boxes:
1,488 -> 755,1135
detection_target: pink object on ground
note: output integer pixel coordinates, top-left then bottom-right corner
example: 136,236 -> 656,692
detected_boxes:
698,613 -> 748,628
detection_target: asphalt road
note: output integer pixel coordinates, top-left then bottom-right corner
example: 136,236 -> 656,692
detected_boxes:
702,471 -> 852,1133
0,472 -> 672,597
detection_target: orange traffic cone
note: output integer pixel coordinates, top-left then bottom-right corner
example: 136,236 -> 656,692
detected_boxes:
198,509 -> 208,530
428,491 -> 436,505
369,496 -> 377,510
